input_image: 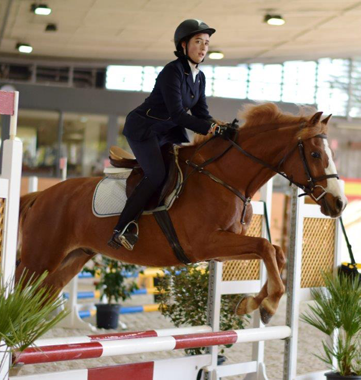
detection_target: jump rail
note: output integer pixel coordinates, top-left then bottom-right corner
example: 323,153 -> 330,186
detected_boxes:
33,325 -> 212,347
14,326 -> 291,365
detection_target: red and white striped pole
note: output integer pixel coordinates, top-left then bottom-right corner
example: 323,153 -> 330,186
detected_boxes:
34,325 -> 212,347
15,326 -> 291,365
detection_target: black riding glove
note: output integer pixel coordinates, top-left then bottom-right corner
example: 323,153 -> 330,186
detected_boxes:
214,119 -> 239,140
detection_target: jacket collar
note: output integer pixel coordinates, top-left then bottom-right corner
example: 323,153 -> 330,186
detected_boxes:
179,56 -> 191,75
178,57 -> 199,94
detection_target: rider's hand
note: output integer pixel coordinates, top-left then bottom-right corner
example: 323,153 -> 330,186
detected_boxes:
209,123 -> 220,135
212,119 -> 228,126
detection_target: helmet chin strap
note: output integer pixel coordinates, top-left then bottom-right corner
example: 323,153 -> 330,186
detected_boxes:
184,43 -> 204,66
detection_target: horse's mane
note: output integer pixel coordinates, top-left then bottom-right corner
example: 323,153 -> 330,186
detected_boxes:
192,103 -> 328,146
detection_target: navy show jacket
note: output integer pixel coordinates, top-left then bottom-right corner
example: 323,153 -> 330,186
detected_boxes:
123,56 -> 213,144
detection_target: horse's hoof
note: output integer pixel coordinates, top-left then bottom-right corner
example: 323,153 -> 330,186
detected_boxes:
234,294 -> 248,315
259,306 -> 273,325
234,294 -> 258,315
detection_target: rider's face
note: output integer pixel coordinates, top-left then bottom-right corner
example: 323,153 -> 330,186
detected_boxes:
182,33 -> 210,63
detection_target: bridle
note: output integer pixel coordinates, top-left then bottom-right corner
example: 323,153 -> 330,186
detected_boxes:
183,121 -> 340,224
279,133 -> 339,201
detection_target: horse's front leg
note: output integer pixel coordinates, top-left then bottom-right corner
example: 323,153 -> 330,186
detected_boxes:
200,232 -> 285,324
235,244 -> 286,324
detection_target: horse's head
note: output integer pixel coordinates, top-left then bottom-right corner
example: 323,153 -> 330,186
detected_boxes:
282,111 -> 347,218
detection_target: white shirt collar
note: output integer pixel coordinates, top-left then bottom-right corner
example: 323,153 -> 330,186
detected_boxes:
188,60 -> 199,83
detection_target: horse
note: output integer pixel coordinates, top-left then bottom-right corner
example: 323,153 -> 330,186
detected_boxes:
16,103 -> 347,324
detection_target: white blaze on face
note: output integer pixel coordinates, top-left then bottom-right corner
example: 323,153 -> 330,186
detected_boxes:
323,139 -> 348,207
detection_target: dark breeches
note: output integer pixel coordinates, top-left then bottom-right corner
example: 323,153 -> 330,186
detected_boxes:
127,136 -> 167,189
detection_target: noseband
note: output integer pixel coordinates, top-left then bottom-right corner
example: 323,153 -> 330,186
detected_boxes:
184,122 -> 340,224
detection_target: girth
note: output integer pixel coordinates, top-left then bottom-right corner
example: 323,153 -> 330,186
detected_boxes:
153,210 -> 191,265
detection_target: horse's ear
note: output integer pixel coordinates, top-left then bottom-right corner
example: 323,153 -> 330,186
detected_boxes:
310,111 -> 323,126
321,114 -> 332,125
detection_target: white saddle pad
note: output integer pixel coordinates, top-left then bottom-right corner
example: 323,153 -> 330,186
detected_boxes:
92,170 -> 131,218
92,168 -> 181,218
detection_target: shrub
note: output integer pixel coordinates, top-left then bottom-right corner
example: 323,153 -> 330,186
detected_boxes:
156,263 -> 249,355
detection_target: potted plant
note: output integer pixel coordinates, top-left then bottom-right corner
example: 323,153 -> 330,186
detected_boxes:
301,272 -> 361,379
0,270 -> 68,377
83,256 -> 140,329
156,263 -> 249,357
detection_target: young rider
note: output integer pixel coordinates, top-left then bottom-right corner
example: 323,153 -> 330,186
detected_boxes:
108,19 -> 221,250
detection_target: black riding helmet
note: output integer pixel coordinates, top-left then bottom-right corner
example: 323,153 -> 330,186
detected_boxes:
174,19 -> 216,64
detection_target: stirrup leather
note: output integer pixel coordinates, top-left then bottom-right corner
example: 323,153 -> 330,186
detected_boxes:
108,221 -> 139,251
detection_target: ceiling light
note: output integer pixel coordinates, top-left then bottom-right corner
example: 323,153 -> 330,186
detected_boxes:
16,43 -> 33,54
45,23 -> 57,32
264,14 -> 285,26
31,4 -> 52,15
209,51 -> 224,60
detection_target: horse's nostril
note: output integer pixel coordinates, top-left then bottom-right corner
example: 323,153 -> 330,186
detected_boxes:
336,197 -> 343,212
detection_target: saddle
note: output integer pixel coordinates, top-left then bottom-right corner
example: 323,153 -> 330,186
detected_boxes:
109,144 -> 178,211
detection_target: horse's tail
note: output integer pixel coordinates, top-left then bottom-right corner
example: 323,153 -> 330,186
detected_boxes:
19,191 -> 40,217
17,191 -> 41,261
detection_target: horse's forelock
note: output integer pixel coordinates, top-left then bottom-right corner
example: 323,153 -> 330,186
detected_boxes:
297,120 -> 328,140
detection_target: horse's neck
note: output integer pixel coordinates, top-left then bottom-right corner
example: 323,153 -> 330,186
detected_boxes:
181,126 -> 296,200
215,126 -> 296,199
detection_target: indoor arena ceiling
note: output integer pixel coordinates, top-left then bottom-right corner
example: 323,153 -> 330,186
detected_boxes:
1,0 -> 361,64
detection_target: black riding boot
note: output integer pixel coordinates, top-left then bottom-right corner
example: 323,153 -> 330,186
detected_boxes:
108,177 -> 156,250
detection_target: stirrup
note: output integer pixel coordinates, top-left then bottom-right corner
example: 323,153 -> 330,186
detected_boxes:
108,221 -> 139,251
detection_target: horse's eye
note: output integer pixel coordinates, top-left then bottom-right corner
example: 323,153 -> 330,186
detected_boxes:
311,151 -> 321,159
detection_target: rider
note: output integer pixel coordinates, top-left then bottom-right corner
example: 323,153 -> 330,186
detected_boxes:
108,19 -> 221,250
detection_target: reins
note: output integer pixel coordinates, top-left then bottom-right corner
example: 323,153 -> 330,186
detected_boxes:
181,121 -> 340,224
227,132 -> 339,200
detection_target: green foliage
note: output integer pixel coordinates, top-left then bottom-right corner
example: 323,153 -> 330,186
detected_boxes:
301,271 -> 361,376
83,256 -> 141,304
0,270 -> 68,372
156,264 -> 249,355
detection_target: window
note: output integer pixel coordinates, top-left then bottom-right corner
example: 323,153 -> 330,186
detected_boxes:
17,110 -> 59,176
106,66 -> 143,91
316,59 -> 349,117
282,61 -> 316,104
249,64 -> 282,101
105,57 -> 361,118
348,59 -> 361,118
213,66 -> 248,99
62,113 -> 108,177
142,66 -> 163,92
17,110 -> 109,177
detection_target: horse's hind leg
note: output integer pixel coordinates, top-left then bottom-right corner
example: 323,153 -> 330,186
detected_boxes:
41,248 -> 97,298
16,248 -> 96,299
235,245 -> 286,323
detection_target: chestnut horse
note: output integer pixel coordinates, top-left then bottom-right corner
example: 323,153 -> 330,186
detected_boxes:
16,103 -> 347,324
